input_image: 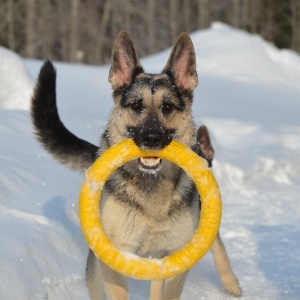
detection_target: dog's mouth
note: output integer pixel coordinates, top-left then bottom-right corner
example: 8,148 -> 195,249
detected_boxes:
138,157 -> 162,173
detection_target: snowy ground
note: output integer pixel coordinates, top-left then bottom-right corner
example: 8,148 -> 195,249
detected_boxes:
1,23 -> 300,299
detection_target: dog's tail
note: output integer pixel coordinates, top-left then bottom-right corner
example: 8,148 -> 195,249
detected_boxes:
31,61 -> 98,171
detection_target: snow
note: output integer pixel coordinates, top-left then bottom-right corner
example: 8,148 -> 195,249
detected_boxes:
1,22 -> 300,299
0,47 -> 33,110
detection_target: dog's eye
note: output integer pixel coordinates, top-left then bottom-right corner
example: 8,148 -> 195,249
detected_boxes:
129,101 -> 142,111
162,102 -> 174,113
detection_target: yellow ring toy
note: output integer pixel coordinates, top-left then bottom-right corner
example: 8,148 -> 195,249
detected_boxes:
79,139 -> 222,280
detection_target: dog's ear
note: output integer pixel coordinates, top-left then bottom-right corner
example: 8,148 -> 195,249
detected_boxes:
109,30 -> 143,89
164,33 -> 198,91
197,125 -> 214,162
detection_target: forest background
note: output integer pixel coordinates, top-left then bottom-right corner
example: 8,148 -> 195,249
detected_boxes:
1,0 -> 300,65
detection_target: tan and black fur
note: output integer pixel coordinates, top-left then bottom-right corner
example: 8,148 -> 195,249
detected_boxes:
31,31 -> 241,299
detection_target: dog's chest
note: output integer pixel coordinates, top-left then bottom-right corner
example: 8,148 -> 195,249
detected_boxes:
101,191 -> 199,259
136,214 -> 196,258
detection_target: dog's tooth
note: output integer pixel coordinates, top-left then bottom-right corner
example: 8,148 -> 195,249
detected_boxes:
141,157 -> 160,167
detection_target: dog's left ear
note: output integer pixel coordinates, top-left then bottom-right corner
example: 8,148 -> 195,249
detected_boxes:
164,33 -> 198,91
197,125 -> 214,163
109,30 -> 143,89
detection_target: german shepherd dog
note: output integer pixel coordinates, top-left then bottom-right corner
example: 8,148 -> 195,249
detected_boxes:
31,31 -> 241,299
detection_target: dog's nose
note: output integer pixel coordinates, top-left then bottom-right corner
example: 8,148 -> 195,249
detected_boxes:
129,120 -> 174,150
141,130 -> 163,148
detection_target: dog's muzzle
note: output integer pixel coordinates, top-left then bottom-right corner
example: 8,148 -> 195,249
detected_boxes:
127,124 -> 174,173
136,129 -> 171,173
130,126 -> 174,150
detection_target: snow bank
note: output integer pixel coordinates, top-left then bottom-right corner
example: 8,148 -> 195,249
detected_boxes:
0,47 -> 33,110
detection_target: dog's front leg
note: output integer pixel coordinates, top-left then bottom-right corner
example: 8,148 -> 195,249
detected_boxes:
149,279 -> 165,300
100,260 -> 129,300
86,250 -> 106,300
86,249 -> 129,300
211,232 -> 241,296
162,271 -> 188,300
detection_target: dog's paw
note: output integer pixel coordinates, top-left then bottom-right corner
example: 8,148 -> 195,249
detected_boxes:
221,274 -> 242,297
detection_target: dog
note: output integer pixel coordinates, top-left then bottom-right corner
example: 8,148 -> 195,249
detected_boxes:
31,31 -> 241,299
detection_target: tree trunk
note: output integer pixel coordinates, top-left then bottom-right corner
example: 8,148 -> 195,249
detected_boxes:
147,0 -> 155,53
125,0 -> 131,32
291,0 -> 300,52
41,1 -> 52,59
70,0 -> 79,62
183,0 -> 191,32
265,0 -> 274,42
58,1 -> 69,62
7,0 -> 15,51
170,0 -> 179,42
95,0 -> 111,64
232,0 -> 240,27
250,0 -> 260,33
25,0 -> 36,58
198,0 -> 210,29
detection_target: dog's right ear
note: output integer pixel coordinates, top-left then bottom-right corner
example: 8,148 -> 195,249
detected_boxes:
109,30 -> 143,89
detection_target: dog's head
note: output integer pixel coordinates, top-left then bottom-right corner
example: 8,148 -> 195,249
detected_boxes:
106,31 -> 198,174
